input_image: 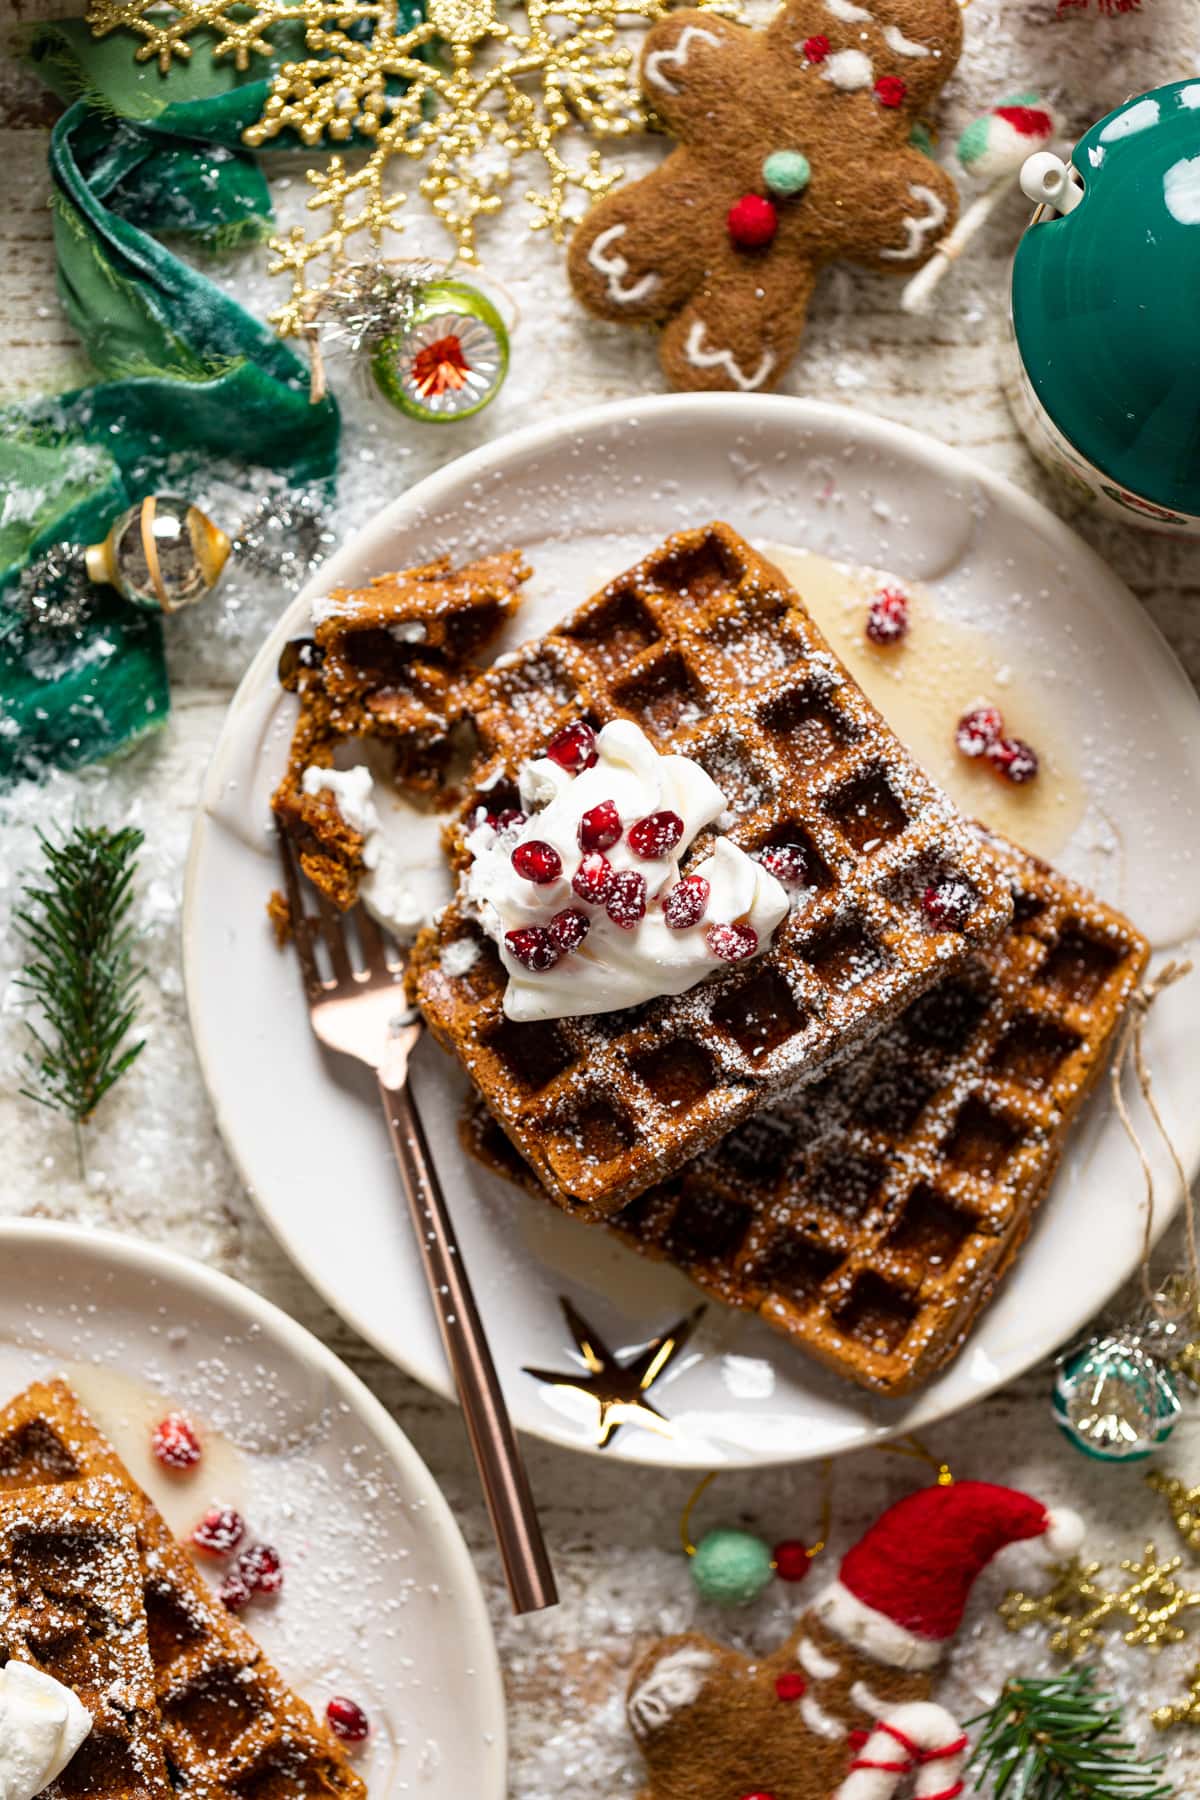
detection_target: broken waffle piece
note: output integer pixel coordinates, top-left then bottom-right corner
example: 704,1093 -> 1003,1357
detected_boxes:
0,1380 -> 364,1800
415,521 -> 1013,1218
272,548 -> 529,913
463,831 -> 1149,1395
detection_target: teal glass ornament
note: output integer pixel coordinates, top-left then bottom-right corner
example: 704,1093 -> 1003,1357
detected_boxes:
1053,1335 -> 1181,1462
762,150 -> 810,199
1011,81 -> 1200,532
690,1529 -> 774,1605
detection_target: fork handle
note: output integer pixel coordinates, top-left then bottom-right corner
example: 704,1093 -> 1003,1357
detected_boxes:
377,1071 -> 558,1615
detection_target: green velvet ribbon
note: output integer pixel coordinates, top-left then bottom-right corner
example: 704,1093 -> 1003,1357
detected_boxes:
0,20 -> 340,786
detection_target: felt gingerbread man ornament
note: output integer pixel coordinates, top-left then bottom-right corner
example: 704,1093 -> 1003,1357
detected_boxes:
627,1481 -> 1085,1800
567,0 -> 964,394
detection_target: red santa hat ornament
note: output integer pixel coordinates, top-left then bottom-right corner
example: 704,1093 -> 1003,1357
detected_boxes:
813,1480 -> 1085,1671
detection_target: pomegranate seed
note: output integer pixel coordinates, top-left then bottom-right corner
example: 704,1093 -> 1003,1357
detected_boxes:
606,870 -> 647,929
955,705 -> 1004,759
865,587 -> 909,646
549,907 -> 589,954
504,926 -> 561,972
707,921 -> 759,962
663,875 -> 710,930
578,800 -> 621,852
775,1671 -> 808,1702
627,810 -> 684,859
219,1570 -> 253,1612
772,1540 -> 813,1583
755,843 -> 811,886
572,851 -> 614,905
989,736 -> 1039,784
488,808 -> 526,832
237,1542 -> 283,1595
152,1413 -> 201,1471
511,839 -> 562,884
326,1696 -> 371,1744
922,880 -> 973,931
545,720 -> 598,773
191,1506 -> 246,1557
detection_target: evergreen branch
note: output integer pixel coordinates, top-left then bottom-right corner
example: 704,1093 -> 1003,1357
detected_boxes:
14,825 -> 146,1127
968,1671 -> 1174,1800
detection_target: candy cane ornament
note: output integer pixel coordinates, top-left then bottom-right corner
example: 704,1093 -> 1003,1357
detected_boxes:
833,1701 -> 969,1800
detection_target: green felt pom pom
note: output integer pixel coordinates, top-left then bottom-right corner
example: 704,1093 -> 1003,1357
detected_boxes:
762,150 -> 811,199
908,120 -> 935,158
691,1530 -> 773,1605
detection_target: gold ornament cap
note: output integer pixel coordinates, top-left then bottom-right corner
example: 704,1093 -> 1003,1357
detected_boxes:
86,495 -> 231,613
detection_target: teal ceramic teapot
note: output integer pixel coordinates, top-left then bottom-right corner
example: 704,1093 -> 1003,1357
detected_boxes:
1009,80 -> 1200,534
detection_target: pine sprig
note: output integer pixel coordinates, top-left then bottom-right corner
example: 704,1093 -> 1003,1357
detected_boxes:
15,825 -> 146,1129
968,1671 -> 1174,1800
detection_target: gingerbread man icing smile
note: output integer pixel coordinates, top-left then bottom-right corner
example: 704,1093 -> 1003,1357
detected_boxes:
568,0 -> 963,392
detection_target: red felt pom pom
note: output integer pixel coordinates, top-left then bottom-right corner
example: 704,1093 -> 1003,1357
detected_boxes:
772,1539 -> 813,1583
802,33 -> 829,62
875,75 -> 908,107
774,1671 -> 808,1702
728,194 -> 778,250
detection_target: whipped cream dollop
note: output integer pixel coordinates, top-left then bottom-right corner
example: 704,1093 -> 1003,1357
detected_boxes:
301,763 -> 448,939
463,719 -> 789,1023
0,1662 -> 91,1800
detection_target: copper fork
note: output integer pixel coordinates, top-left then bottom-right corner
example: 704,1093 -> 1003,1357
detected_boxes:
277,828 -> 557,1614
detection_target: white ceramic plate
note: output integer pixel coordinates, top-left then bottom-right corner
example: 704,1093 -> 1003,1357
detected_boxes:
0,1219 -> 506,1796
184,395 -> 1200,1469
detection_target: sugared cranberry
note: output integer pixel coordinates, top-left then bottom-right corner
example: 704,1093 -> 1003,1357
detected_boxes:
326,1697 -> 371,1744
511,839 -> 562,884
802,32 -> 830,61
773,1540 -> 813,1583
865,587 -> 909,646
488,807 -> 526,832
775,1671 -> 808,1702
627,810 -> 684,859
191,1506 -> 246,1557
955,705 -> 1004,758
505,926 -> 561,972
755,843 -> 811,887
922,880 -> 973,931
545,720 -> 598,773
549,907 -> 590,954
152,1413 -> 202,1471
219,1570 -> 253,1612
606,870 -> 647,929
990,736 -> 1039,784
663,875 -> 710,930
707,921 -> 759,962
238,1542 -> 283,1595
579,800 -> 621,852
572,851 -> 615,904
875,75 -> 907,107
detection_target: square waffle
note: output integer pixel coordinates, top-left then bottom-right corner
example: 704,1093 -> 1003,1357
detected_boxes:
0,1380 -> 364,1800
463,832 -> 1149,1394
413,522 -> 1014,1218
273,549 -> 529,908
0,1479 -> 171,1798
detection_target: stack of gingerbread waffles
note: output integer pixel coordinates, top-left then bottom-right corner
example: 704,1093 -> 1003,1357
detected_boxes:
274,521 -> 1149,1396
0,1377 -> 362,1798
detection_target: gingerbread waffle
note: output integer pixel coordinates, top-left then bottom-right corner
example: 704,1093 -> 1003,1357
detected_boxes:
464,832 -> 1150,1394
413,521 -> 1013,1217
0,1380 -> 364,1800
0,1479 -> 171,1798
273,548 -> 528,909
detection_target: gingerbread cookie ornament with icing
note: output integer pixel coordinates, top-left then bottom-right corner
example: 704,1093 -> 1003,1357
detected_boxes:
626,1481 -> 1085,1800
568,0 -> 963,393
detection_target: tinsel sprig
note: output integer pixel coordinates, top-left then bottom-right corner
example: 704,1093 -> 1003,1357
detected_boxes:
968,1672 -> 1173,1799
15,825 -> 146,1135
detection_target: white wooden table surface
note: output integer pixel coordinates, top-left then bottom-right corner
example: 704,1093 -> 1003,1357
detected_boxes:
3,3 -> 1200,1793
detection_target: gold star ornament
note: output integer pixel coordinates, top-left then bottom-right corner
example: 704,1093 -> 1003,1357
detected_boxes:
524,1298 -> 705,1448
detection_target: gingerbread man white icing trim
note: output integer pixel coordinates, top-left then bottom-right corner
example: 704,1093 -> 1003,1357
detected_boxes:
878,183 -> 948,260
800,1689 -> 847,1740
627,1646 -> 715,1738
824,0 -> 872,19
644,25 -> 721,95
882,22 -> 930,56
798,1634 -> 841,1681
585,223 -> 661,306
849,1678 -> 889,1718
683,321 -> 776,391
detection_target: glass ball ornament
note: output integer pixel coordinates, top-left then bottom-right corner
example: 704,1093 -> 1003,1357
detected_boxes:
1053,1334 -> 1182,1462
690,1529 -> 774,1605
369,280 -> 509,423
85,495 -> 230,613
